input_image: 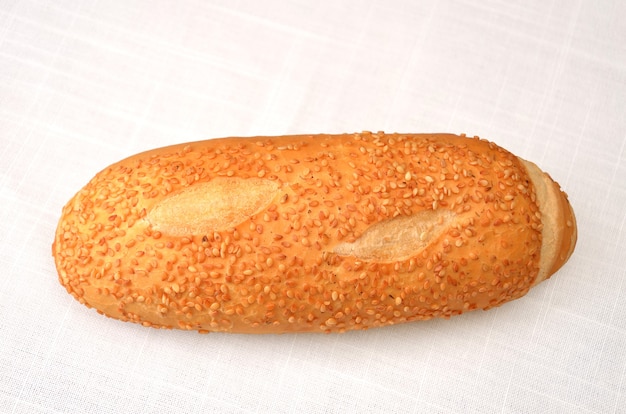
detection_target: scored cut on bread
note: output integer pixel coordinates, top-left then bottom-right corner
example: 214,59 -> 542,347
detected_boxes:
52,132 -> 577,333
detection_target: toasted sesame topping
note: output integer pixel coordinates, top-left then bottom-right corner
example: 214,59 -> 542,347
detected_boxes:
53,132 -> 547,333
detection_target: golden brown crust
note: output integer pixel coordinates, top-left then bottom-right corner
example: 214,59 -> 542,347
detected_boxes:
52,132 -> 576,333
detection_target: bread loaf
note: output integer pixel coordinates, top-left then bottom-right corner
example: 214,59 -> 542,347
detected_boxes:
52,132 -> 577,333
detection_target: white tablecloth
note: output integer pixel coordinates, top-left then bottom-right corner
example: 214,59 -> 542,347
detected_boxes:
1,1 -> 625,413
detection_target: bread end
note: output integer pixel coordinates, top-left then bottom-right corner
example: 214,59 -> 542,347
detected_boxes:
520,160 -> 577,286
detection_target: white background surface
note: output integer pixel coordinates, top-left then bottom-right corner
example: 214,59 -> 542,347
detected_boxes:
1,1 -> 625,413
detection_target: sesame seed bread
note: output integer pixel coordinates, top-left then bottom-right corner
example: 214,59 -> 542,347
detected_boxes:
52,132 -> 577,333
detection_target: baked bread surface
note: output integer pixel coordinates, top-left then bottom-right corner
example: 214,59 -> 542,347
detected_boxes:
53,132 -> 576,333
